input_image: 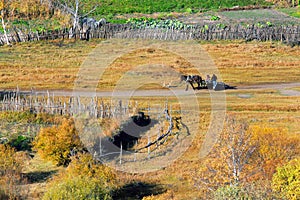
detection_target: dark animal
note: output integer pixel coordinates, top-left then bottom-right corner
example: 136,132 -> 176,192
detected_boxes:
180,75 -> 203,90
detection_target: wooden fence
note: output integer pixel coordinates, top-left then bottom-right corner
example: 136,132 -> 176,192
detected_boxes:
0,23 -> 299,45
0,90 -> 176,120
0,90 -> 131,119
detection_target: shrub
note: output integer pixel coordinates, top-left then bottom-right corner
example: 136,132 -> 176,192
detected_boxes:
43,153 -> 116,200
8,135 -> 31,151
33,118 -> 84,166
272,158 -> 300,200
43,175 -> 112,200
0,144 -> 26,199
214,185 -> 247,200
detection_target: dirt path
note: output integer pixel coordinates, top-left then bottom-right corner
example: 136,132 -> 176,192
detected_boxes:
238,82 -> 300,96
10,82 -> 300,97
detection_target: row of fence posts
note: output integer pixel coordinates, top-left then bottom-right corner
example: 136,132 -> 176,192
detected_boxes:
1,23 -> 299,45
0,90 -> 137,119
0,89 -> 180,163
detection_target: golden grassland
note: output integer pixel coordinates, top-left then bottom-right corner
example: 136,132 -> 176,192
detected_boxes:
0,39 -> 299,199
115,90 -> 300,199
0,39 -> 299,90
17,88 -> 299,199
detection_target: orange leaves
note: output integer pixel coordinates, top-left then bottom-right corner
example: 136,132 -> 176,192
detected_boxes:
0,144 -> 25,199
0,144 -> 18,174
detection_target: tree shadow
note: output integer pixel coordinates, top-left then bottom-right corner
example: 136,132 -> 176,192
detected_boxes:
93,112 -> 159,162
112,181 -> 166,200
111,112 -> 158,150
23,170 -> 58,184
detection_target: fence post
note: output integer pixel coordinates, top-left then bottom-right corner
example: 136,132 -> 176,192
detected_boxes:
119,142 -> 122,165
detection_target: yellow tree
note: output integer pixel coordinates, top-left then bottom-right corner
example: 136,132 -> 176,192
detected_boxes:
16,0 -> 52,19
33,118 -> 85,166
0,144 -> 26,199
194,118 -> 300,198
194,116 -> 258,197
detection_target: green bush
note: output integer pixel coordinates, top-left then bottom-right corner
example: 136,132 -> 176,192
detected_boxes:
127,17 -> 191,30
214,185 -> 247,200
8,135 -> 31,151
210,15 -> 221,21
43,175 -> 112,200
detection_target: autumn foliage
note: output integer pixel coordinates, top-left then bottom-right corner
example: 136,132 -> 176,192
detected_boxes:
250,126 -> 300,180
193,116 -> 300,198
43,153 -> 117,200
272,158 -> 300,200
0,144 -> 28,199
33,118 -> 85,166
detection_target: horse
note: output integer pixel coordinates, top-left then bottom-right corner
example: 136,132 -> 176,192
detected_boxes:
180,75 -> 203,90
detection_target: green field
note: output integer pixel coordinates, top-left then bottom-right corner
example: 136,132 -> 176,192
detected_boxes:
90,0 -> 271,16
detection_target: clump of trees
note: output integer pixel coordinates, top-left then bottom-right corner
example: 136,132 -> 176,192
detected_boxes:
32,117 -> 117,199
193,115 -> 300,199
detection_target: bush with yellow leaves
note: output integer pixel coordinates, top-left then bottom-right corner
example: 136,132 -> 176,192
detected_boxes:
43,153 -> 117,200
33,118 -> 85,166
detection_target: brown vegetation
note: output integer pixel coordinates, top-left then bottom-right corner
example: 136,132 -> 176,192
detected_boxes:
0,40 -> 299,90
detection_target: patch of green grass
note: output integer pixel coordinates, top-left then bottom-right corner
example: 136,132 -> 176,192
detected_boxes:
219,9 -> 300,25
279,7 -> 300,18
92,0 -> 271,16
8,19 -> 65,33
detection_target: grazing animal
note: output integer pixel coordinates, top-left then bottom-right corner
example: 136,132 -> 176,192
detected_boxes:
180,75 -> 203,90
78,18 -> 107,40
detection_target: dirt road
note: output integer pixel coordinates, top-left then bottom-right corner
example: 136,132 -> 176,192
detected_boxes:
3,82 -> 300,97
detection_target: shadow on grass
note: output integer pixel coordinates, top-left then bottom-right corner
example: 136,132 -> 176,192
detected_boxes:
112,181 -> 166,200
23,170 -> 58,184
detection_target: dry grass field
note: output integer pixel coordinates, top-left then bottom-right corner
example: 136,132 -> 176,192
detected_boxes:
0,39 -> 299,90
0,38 -> 299,199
